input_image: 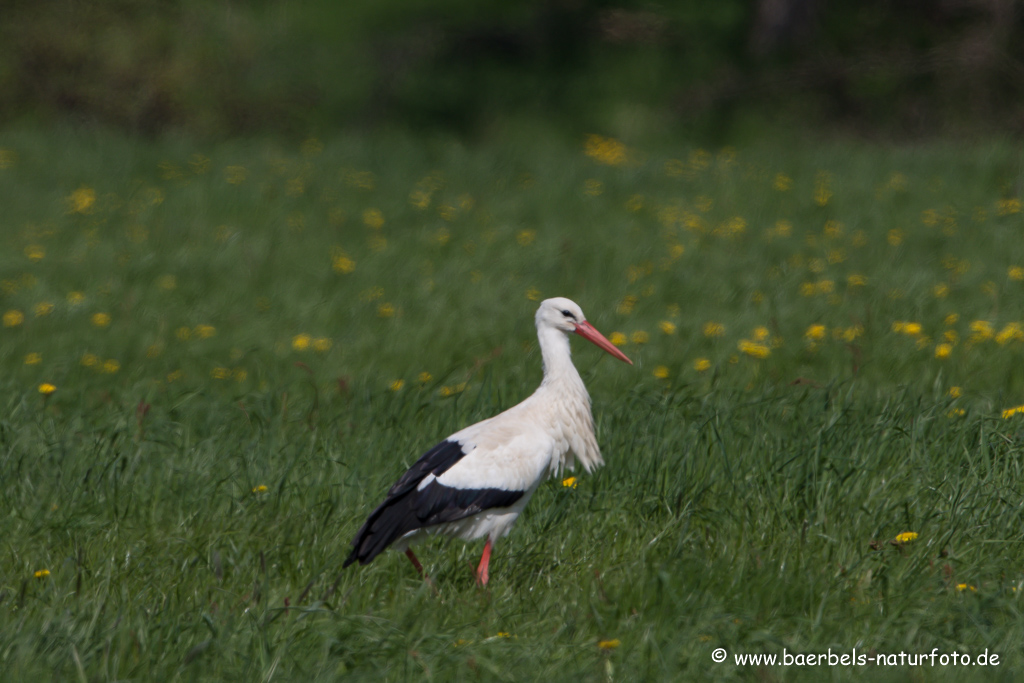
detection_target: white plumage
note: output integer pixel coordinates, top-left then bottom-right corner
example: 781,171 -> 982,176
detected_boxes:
344,297 -> 632,585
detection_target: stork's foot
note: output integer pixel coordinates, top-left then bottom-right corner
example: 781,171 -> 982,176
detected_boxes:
476,539 -> 493,587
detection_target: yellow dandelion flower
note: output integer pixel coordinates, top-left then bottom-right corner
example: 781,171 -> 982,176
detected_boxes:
38,383 -> 56,395
609,332 -> 627,347
3,309 -> 24,327
80,353 -> 99,367
67,291 -> 85,305
738,340 -> 771,358
630,331 -> 649,344
102,359 -> 120,374
332,252 -> 356,274
34,569 -> 50,579
34,302 -> 54,317
935,343 -> 952,359
653,366 -> 669,379
894,532 -> 918,543
583,134 -> 627,166
1002,405 -> 1024,419
702,322 -> 724,338
232,368 -> 247,382
1009,266 -> 1024,281
996,323 -> 1024,345
409,189 -> 431,209
377,303 -> 395,318
562,476 -> 578,489
25,352 -> 42,365
693,358 -> 711,372
847,274 -> 867,287
225,165 -> 247,184
360,288 -> 384,303
947,408 -> 966,418
91,312 -> 111,327
292,334 -> 311,351
253,484 -> 268,493
146,344 -> 162,358
346,170 -> 375,190
663,159 -> 685,177
887,229 -> 904,246
418,372 -> 433,383
773,173 -> 792,191
194,324 -> 216,339
813,171 -> 832,206
67,187 -> 96,214
690,149 -> 711,171
25,244 -> 45,261
996,198 -> 1022,216
753,326 -> 770,341
659,321 -> 676,335
583,178 -> 603,196
167,370 -> 183,382
769,220 -> 792,238
526,287 -> 542,301
969,320 -> 993,341
598,639 -> 621,650
616,295 -> 637,315
626,195 -> 644,211
211,367 -> 230,380
949,386 -> 962,398
805,324 -> 827,341
313,337 -> 332,352
439,382 -> 467,397
956,583 -> 976,592
390,379 -> 405,391
175,326 -> 192,341
893,321 -> 922,336
517,230 -> 537,246
362,208 -> 385,229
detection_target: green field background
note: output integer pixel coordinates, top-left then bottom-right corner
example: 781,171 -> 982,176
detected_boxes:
2,125 -> 1024,680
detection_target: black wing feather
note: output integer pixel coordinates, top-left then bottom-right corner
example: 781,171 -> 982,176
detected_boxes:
343,440 -> 525,567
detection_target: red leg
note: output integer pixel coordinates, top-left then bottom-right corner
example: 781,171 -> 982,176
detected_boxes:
476,539 -> 493,587
405,548 -> 424,577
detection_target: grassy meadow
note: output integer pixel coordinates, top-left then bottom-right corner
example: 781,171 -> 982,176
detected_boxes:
2,124 -> 1024,681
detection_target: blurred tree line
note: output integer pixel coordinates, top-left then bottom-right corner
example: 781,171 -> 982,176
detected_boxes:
2,0 -> 1022,138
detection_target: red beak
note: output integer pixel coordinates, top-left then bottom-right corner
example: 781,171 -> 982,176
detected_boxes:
574,321 -> 633,365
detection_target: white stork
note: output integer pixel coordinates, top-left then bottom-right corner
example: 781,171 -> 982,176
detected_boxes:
343,297 -> 632,585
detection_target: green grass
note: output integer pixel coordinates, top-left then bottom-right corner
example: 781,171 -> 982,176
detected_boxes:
2,124 -> 1024,681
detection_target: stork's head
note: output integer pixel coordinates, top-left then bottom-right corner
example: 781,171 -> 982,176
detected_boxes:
536,297 -> 633,365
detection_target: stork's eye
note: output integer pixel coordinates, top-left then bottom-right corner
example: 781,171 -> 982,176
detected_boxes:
561,309 -> 576,320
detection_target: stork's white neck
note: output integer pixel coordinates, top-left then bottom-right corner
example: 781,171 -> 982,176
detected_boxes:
537,324 -> 581,385
530,320 -> 601,474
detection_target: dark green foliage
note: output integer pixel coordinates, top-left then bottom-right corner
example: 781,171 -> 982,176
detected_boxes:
2,1 -> 1023,136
